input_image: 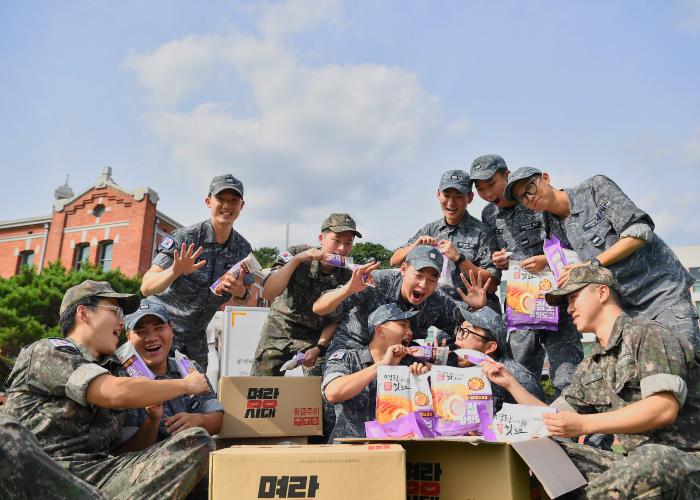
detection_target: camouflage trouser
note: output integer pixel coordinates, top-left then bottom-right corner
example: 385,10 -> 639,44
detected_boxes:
559,441 -> 700,499
65,426 -> 214,500
0,415 -> 106,500
251,321 -> 323,377
508,313 -> 583,395
172,329 -> 209,371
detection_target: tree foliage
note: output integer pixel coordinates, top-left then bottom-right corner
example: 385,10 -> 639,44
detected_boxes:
0,262 -> 141,359
252,246 -> 280,269
351,242 -> 393,268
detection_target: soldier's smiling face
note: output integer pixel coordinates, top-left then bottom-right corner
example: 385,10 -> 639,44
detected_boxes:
437,188 -> 472,225
206,190 -> 244,226
400,263 -> 439,305
84,298 -> 124,356
319,230 -> 354,257
128,316 -> 174,374
377,319 -> 413,347
474,170 -> 511,208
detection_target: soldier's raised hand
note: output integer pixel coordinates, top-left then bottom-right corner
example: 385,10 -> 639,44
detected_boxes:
172,243 -> 206,276
297,248 -> 324,263
346,261 -> 380,294
456,269 -> 490,309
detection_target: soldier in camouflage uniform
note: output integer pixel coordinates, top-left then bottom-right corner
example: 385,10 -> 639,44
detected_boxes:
471,155 -> 583,395
141,174 -> 253,369
313,245 -> 490,357
1,280 -> 214,499
451,304 -> 544,412
251,214 -> 361,376
482,265 -> 700,498
322,303 -> 426,441
0,415 -> 106,499
505,167 -> 700,356
390,169 -> 501,313
114,299 -> 224,451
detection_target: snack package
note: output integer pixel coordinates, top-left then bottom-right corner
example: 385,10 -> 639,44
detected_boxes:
408,345 -> 450,365
365,411 -> 435,439
323,253 -> 376,287
452,349 -> 494,366
437,255 -> 454,288
543,234 -> 582,281
376,365 -> 412,424
493,403 -> 557,442
430,366 -> 493,436
409,372 -> 434,431
503,261 -> 558,331
209,253 -> 263,296
280,352 -> 305,372
174,349 -> 196,378
115,342 -> 156,379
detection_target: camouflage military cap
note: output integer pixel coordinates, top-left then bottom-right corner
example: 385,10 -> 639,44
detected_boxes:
438,169 -> 471,194
320,213 -> 362,238
368,303 -> 419,332
59,280 -> 140,316
545,264 -> 620,306
209,174 -> 244,198
406,245 -> 443,273
469,154 -> 508,183
453,305 -> 507,353
503,166 -> 542,202
124,298 -> 171,331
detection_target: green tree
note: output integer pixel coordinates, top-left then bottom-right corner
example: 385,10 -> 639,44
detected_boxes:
0,261 -> 141,359
253,246 -> 280,268
351,242 -> 393,268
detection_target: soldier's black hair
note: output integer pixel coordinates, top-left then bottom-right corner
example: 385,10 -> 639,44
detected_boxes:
59,296 -> 101,337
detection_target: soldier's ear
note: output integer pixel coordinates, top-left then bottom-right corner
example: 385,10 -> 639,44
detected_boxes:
467,192 -> 474,204
484,341 -> 498,356
205,196 -> 212,208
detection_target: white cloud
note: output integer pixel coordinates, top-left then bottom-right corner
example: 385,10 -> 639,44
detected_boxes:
259,0 -> 343,39
125,0 -> 458,248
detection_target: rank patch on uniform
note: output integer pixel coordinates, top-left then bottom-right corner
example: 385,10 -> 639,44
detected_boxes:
160,237 -> 174,249
328,351 -> 346,361
48,338 -> 77,350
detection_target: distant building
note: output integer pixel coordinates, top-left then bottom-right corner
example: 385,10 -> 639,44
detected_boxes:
0,167 -> 264,306
672,245 -> 700,315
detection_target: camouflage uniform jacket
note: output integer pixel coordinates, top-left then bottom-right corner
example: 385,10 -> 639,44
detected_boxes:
326,269 -> 458,353
149,219 -> 252,360
494,355 -> 545,412
552,314 -> 700,452
547,175 -> 696,318
262,245 -> 353,344
114,357 -> 223,443
407,214 -> 501,311
481,202 -> 549,260
2,338 -> 124,461
322,348 -> 376,441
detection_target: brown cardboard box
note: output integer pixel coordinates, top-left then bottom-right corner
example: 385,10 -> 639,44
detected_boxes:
218,376 -> 323,438
209,444 -> 406,500
214,436 -> 309,450
339,437 -> 586,500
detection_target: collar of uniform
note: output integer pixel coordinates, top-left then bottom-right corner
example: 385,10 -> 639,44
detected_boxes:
66,337 -> 99,363
165,357 -> 182,378
564,187 -> 584,215
438,213 -> 469,231
589,313 -> 630,356
203,219 -> 234,247
359,348 -> 373,365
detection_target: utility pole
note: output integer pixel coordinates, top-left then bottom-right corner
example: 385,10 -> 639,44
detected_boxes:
285,221 -> 290,250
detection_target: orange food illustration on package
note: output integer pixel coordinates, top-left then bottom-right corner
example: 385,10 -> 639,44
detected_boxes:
413,391 -> 429,407
506,283 -> 538,314
376,395 -> 411,423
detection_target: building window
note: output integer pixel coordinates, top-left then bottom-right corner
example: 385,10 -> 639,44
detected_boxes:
16,251 -> 34,273
92,204 -> 106,217
98,241 -> 113,272
74,244 -> 90,270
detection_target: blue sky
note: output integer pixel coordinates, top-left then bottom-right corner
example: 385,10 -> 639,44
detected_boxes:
2,0 -> 699,251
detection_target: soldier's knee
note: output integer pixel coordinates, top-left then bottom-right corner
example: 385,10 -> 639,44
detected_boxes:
172,427 -> 216,456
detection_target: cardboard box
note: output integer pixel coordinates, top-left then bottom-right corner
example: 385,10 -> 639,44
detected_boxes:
218,376 -> 323,438
215,436 -> 309,450
209,444 -> 406,500
339,437 -> 586,500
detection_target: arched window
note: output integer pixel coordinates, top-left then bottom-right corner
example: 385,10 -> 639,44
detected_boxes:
98,240 -> 113,272
16,250 -> 34,273
74,243 -> 90,270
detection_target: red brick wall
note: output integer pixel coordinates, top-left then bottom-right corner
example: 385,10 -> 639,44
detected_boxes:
0,223 -> 49,277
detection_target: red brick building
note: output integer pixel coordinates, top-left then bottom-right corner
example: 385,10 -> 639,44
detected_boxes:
0,167 -> 181,278
0,167 -> 266,307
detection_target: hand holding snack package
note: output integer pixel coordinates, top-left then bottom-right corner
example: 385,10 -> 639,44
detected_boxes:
280,352 -> 305,372
409,372 -> 435,431
430,365 -> 493,436
209,253 -> 263,296
408,345 -> 450,365
503,261 -> 558,331
437,255 -> 454,288
323,253 -> 376,287
115,342 -> 156,379
493,403 -> 557,442
376,365 -> 412,424
543,234 -> 581,281
452,349 -> 495,366
174,349 -> 196,378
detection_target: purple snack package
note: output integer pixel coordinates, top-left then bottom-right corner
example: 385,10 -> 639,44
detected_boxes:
543,234 -> 581,281
477,402 -> 497,441
504,261 -> 559,332
365,411 -> 435,439
174,349 -> 196,378
453,349 -> 494,366
115,342 -> 156,379
280,352 -> 305,371
408,345 -> 449,365
209,253 -> 262,296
